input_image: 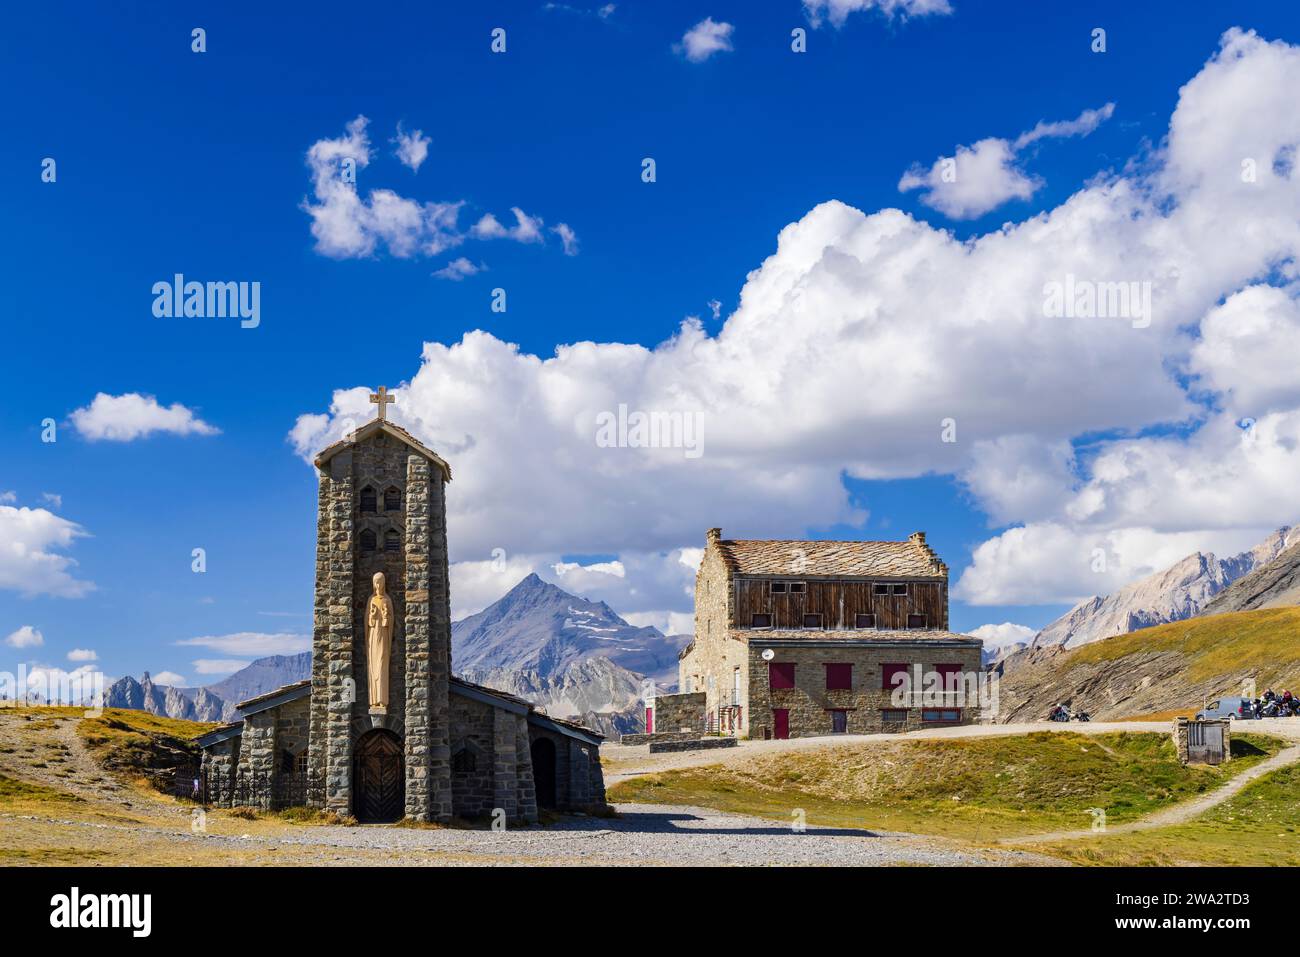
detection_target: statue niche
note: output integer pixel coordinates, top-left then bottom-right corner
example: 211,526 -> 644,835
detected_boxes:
366,571 -> 394,713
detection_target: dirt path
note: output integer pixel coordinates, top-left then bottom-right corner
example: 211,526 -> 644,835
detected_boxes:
0,711 -> 136,806
998,741 -> 1300,844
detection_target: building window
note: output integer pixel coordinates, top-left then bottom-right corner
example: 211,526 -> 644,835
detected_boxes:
452,748 -> 477,774
359,528 -> 377,553
881,662 -> 909,691
802,613 -> 823,629
829,709 -> 848,733
854,613 -> 876,629
751,613 -> 772,628
295,751 -> 308,774
934,663 -> 963,697
825,663 -> 852,690
384,487 -> 401,511
892,583 -> 908,596
788,582 -> 805,594
383,529 -> 401,553
907,613 -> 927,630
771,581 -> 786,593
873,583 -> 890,596
922,709 -> 962,723
769,662 -> 795,689
881,709 -> 907,726
360,486 -> 377,513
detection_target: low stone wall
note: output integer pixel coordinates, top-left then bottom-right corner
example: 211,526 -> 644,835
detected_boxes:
649,737 -> 739,754
651,692 -> 706,733
619,731 -> 700,746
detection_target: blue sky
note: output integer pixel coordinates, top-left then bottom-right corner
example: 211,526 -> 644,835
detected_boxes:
5,0 -> 1300,687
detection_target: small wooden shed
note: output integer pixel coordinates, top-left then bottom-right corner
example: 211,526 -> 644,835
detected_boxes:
1174,716 -> 1231,765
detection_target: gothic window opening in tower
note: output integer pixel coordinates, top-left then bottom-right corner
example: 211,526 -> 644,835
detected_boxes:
360,528 -> 377,553
384,529 -> 401,553
384,486 -> 401,511
360,486 -> 377,513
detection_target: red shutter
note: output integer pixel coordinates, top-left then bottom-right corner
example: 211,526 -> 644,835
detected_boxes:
882,663 -> 908,691
934,663 -> 963,693
769,662 -> 796,689
825,663 -> 852,690
645,707 -> 654,733
773,709 -> 790,739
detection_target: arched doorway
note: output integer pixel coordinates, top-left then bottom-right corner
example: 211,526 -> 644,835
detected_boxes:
353,729 -> 404,823
530,737 -> 557,809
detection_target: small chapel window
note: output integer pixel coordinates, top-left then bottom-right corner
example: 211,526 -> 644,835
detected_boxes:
359,528 -> 377,553
295,751 -> 309,774
384,529 -> 401,553
452,748 -> 477,774
384,487 -> 401,511
360,486 -> 377,513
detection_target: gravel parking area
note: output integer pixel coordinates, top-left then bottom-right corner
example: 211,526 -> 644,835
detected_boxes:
1,802 -> 1056,866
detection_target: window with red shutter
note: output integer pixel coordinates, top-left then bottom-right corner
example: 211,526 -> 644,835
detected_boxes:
769,662 -> 795,689
934,663 -> 963,693
825,663 -> 852,690
881,663 -> 909,691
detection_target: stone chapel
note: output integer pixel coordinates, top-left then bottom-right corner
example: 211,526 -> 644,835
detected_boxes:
196,390 -> 607,823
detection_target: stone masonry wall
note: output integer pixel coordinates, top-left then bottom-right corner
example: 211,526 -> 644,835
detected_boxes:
745,640 -> 984,739
403,453 -> 432,820
275,696 -> 310,761
651,692 -> 706,732
425,457 -> 454,821
680,534 -> 750,732
513,719 -> 539,823
238,710 -> 277,809
449,692 -> 496,818
323,451 -> 355,813
308,470 -> 331,808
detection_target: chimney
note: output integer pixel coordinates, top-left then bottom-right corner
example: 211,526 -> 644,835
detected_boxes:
909,531 -> 926,545
706,527 -> 722,545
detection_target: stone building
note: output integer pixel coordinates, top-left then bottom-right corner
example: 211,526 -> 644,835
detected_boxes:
196,398 -> 606,823
668,528 -> 983,739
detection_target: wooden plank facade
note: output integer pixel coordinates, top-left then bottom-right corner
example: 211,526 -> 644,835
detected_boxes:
733,578 -> 949,632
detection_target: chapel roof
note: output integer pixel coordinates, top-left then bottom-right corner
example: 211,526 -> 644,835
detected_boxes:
314,417 -> 452,482
709,530 -> 947,579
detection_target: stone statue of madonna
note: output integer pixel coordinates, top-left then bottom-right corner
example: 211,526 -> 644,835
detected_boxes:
366,571 -> 394,713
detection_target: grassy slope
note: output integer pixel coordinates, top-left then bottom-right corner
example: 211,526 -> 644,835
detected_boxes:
607,732 -> 1283,841
1034,760 -> 1300,866
1071,606 -> 1300,688
76,708 -> 215,790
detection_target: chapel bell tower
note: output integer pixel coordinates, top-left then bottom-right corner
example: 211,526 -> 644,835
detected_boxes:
307,387 -> 455,823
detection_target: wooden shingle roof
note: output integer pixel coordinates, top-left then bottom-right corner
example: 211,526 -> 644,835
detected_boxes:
711,530 -> 947,579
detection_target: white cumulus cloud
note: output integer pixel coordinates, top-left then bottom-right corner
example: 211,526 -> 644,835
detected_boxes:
675,18 -> 734,63
899,103 -> 1115,219
804,0 -> 953,30
5,626 -> 44,649
0,506 -> 93,598
70,393 -> 219,442
968,622 -> 1036,650
392,124 -> 431,172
